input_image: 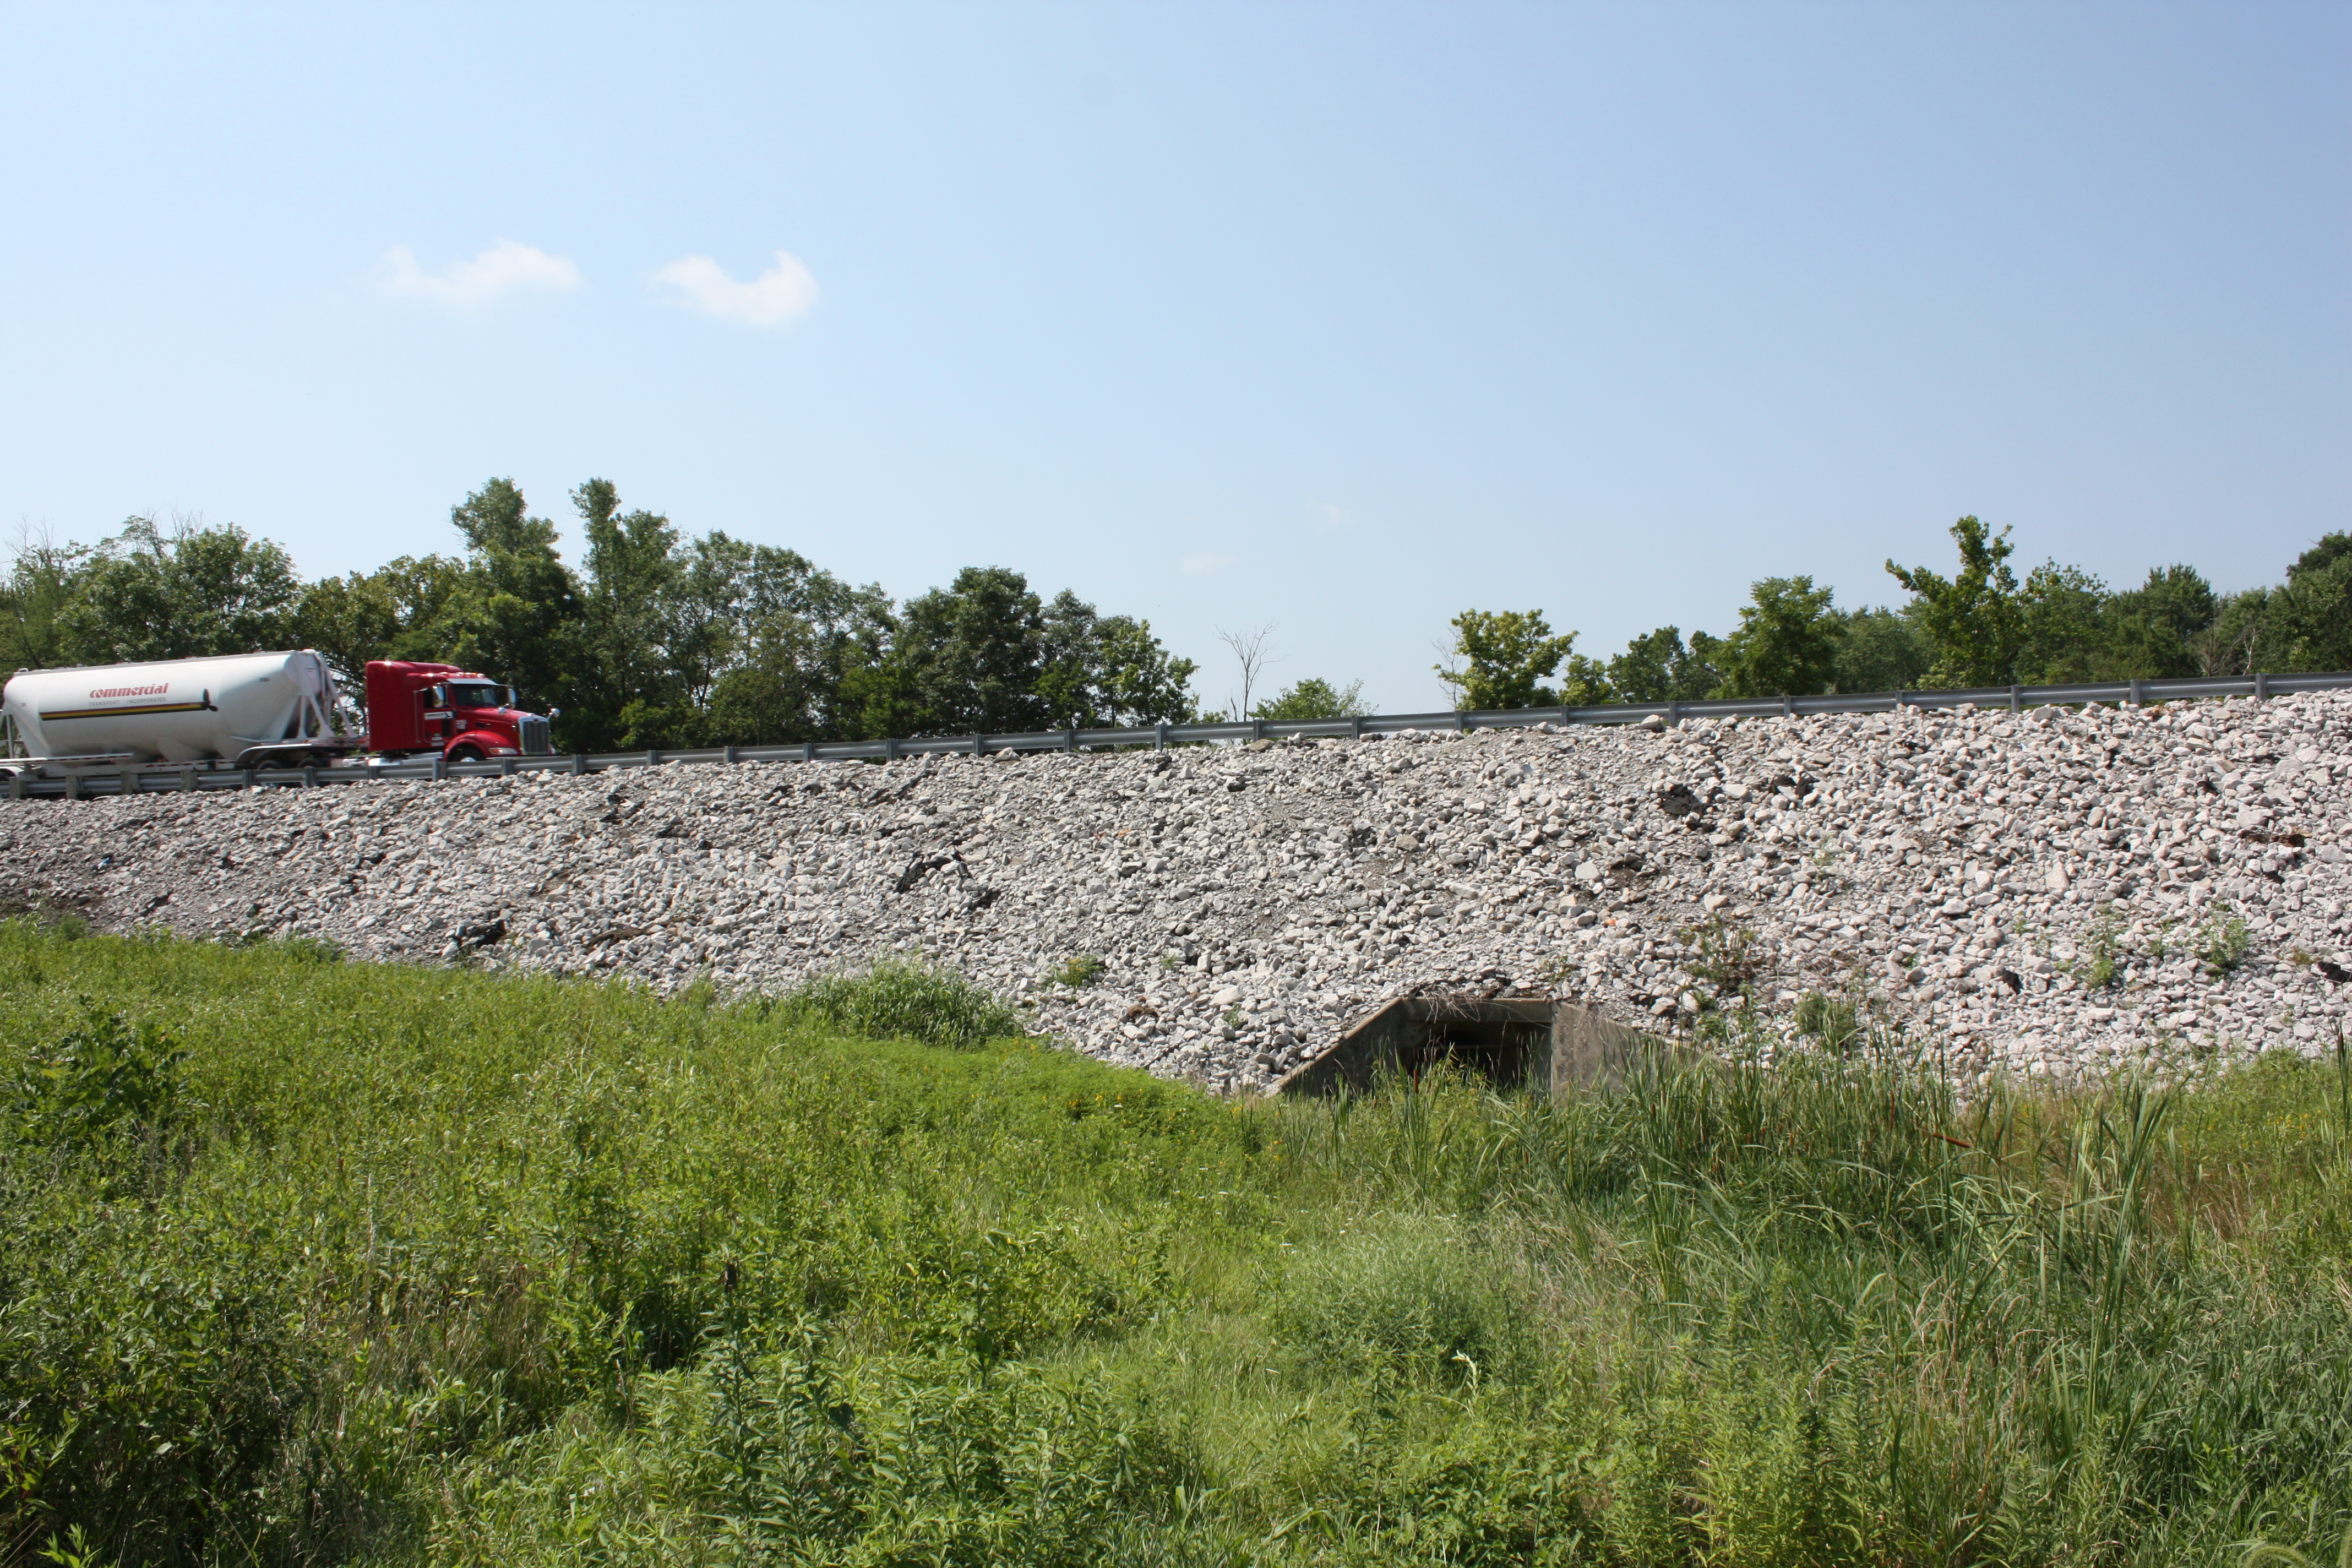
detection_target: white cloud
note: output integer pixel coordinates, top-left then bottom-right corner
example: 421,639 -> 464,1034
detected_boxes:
1312,502 -> 1358,531
380,239 -> 581,306
1180,552 -> 1238,575
651,250 -> 820,327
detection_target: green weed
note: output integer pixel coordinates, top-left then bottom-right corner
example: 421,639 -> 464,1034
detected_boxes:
772,957 -> 1027,1048
1680,910 -> 1763,1003
2198,900 -> 2252,976
2076,900 -> 2125,989
1052,952 -> 1108,989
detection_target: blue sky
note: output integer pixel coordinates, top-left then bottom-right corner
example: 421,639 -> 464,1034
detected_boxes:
3,3 -> 2344,713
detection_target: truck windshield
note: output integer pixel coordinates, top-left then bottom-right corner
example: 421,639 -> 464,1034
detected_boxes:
446,683 -> 508,710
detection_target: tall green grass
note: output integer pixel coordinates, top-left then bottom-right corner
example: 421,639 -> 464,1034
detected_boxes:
767,958 -> 1029,1049
2,918 -> 2348,1565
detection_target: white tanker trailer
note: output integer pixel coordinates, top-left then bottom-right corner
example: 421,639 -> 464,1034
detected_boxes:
1,651 -> 361,776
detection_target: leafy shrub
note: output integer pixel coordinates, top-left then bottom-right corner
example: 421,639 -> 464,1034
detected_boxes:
774,960 -> 1026,1048
8,1001 -> 186,1148
0,1170 -> 319,1567
444,1329 -> 1194,1565
1252,677 -> 1368,722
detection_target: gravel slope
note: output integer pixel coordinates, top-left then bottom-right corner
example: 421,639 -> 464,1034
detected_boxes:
4,693 -> 2348,1092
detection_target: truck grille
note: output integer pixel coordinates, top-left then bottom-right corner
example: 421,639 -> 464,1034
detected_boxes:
519,714 -> 554,755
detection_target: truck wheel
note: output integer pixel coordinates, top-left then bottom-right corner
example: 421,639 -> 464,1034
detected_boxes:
448,745 -> 484,765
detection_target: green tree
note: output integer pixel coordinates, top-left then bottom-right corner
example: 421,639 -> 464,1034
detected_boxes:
0,529 -> 92,673
710,611 -> 870,747
2265,531 -> 2352,671
1886,515 -> 2024,687
1715,576 -> 1841,698
1036,591 -> 1106,727
888,568 -> 1049,734
1253,678 -> 1367,722
1436,609 -> 1586,709
2293,531 -> 2352,578
839,650 -> 932,739
869,574 -> 1197,737
2193,538 -> 2352,676
2191,588 -> 2272,677
1605,626 -> 1721,704
1084,614 -> 1198,726
1830,606 -> 1933,692
1036,593 -> 1198,728
56,516 -> 302,665
571,479 -> 689,748
2101,564 -> 2217,679
426,480 -> 587,737
2011,561 -> 2108,683
291,554 -> 468,687
562,490 -> 910,749
711,557 -> 895,743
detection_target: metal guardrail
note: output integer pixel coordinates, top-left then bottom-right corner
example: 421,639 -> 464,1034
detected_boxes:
6,670 -> 2349,801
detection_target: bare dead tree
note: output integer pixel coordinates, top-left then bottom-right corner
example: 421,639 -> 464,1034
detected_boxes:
1216,623 -> 1278,721
1430,637 -> 1468,709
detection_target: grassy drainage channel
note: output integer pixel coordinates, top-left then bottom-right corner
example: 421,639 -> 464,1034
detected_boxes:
3,919 -> 2351,1566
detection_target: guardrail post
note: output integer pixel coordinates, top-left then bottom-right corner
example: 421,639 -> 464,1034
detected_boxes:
303,766 -> 320,788
885,737 -> 900,761
9,772 -> 24,800
722,745 -> 737,764
2008,684 -> 2021,711
803,743 -> 815,763
432,755 -> 445,782
1450,712 -> 1465,733
120,767 -> 137,796
1064,728 -> 1078,753
1780,694 -> 1792,718
1349,716 -> 1365,739
1253,718 -> 1268,742
1556,704 -> 1571,727
1891,690 -> 1905,711
178,769 -> 195,793
570,754 -> 586,775
2128,679 -> 2144,706
2254,671 -> 2269,701
65,774 -> 81,801
1667,700 -> 1680,728
646,748 -> 661,767
498,759 -> 515,777
974,732 -> 987,755
1156,721 -> 1170,750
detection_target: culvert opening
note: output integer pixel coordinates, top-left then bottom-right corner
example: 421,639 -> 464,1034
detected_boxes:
1276,995 -> 1671,1099
1401,1014 -> 1552,1089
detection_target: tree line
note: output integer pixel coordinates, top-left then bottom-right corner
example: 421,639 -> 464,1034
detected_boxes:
7,495 -> 2346,747
0,478 -> 1200,753
1437,516 -> 2352,711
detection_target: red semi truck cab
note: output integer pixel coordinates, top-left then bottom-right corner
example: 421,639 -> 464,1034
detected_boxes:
363,660 -> 556,762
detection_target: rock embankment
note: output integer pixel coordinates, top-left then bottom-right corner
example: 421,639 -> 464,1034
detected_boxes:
3,693 -> 2348,1092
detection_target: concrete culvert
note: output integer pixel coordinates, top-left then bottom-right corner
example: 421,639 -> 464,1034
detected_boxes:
1275,995 -> 1673,1098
